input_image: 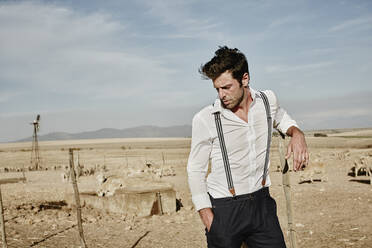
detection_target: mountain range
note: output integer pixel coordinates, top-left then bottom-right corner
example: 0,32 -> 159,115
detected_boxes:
16,125 -> 192,142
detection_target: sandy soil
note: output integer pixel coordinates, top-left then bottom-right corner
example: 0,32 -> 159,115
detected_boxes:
0,130 -> 371,248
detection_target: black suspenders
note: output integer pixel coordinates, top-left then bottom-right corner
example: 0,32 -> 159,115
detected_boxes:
260,91 -> 272,186
213,91 -> 272,196
214,112 -> 236,196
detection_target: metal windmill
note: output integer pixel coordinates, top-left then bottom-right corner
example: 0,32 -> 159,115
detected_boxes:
30,114 -> 41,170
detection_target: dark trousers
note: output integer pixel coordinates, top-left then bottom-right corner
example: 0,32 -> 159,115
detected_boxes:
206,187 -> 286,248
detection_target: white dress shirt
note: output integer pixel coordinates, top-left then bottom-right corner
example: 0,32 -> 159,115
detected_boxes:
187,88 -> 298,211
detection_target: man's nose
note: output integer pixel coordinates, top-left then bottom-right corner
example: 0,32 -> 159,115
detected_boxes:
218,89 -> 226,99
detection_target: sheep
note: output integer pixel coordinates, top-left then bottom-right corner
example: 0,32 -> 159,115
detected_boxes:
299,160 -> 328,183
352,156 -> 370,177
96,175 -> 125,197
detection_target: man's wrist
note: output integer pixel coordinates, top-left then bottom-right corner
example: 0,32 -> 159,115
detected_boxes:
199,208 -> 213,220
286,126 -> 303,137
199,207 -> 212,213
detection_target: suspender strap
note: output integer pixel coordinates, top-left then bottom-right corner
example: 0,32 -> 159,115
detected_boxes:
214,112 -> 235,196
259,91 -> 272,186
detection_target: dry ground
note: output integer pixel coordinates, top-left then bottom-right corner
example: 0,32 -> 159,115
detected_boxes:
0,130 -> 371,248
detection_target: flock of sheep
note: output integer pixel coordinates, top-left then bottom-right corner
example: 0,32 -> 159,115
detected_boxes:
60,160 -> 177,197
299,151 -> 372,184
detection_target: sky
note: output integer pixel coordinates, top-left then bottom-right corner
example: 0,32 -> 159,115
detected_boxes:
0,0 -> 372,142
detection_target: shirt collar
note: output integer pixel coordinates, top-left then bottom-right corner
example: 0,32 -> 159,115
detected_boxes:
211,87 -> 258,114
211,98 -> 222,114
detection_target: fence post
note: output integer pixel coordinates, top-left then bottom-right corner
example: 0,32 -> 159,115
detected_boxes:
126,153 -> 129,169
0,185 -> 7,248
156,192 -> 163,215
278,134 -> 297,248
69,148 -> 87,248
161,152 -> 165,178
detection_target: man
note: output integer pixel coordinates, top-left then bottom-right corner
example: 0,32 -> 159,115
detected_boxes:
187,46 -> 308,248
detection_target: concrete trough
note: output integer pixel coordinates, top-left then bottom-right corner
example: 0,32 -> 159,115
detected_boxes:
66,182 -> 176,217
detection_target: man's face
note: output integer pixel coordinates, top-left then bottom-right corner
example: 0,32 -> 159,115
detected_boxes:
213,71 -> 248,110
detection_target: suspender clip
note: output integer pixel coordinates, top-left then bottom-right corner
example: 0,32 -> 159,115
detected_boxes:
229,187 -> 236,197
261,178 -> 266,186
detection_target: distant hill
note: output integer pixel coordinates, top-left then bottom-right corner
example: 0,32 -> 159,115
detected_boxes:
16,125 -> 192,142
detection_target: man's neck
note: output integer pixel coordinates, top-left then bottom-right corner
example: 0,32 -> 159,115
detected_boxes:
231,87 -> 252,122
232,87 -> 252,113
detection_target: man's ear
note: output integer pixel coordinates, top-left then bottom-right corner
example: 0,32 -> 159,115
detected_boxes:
241,73 -> 249,87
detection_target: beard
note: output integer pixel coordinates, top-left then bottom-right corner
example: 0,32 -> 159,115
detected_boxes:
221,86 -> 245,110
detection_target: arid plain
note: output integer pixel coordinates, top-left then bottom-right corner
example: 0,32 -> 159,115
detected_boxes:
0,129 -> 371,248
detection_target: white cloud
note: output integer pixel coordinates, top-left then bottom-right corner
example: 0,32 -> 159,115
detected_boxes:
299,47 -> 337,56
0,2 -> 175,110
268,16 -> 297,29
0,91 -> 21,103
282,91 -> 372,130
329,16 -> 372,32
300,108 -> 370,120
139,0 -> 224,41
265,61 -> 334,74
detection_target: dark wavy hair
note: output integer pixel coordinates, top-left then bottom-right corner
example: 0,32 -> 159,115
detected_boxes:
199,46 -> 249,84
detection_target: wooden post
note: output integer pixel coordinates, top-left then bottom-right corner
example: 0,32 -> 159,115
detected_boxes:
156,192 -> 163,215
162,152 -> 165,167
0,185 -> 7,248
69,148 -> 87,248
278,134 -> 297,248
125,153 -> 129,169
21,163 -> 26,182
161,152 -> 165,178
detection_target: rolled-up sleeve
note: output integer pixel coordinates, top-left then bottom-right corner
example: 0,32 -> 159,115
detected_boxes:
265,90 -> 298,134
187,113 -> 213,211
